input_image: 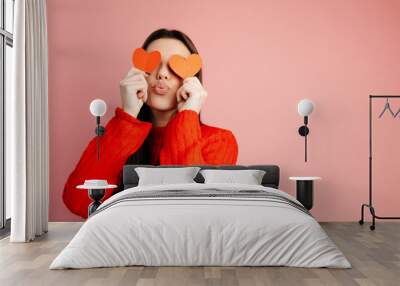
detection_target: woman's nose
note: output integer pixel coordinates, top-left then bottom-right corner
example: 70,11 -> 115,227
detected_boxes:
157,65 -> 170,80
157,73 -> 168,80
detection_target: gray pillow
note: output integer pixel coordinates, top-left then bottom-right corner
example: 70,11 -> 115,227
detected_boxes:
135,167 -> 201,186
200,169 -> 266,185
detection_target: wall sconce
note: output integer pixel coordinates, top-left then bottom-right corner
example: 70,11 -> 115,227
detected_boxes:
297,99 -> 314,162
89,99 -> 107,160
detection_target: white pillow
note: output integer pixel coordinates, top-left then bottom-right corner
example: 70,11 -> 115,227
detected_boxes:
135,167 -> 201,186
200,169 -> 266,185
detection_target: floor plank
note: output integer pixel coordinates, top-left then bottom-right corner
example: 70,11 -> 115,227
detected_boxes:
0,222 -> 399,286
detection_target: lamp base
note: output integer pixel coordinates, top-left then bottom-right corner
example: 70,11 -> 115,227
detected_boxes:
298,126 -> 309,136
95,125 -> 105,136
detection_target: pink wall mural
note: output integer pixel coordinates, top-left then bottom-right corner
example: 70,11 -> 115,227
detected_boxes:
47,0 -> 400,221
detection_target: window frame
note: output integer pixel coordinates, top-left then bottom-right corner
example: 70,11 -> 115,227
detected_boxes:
0,0 -> 14,233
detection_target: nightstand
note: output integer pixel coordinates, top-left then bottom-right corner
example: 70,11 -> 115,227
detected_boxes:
289,177 -> 321,210
77,180 -> 117,217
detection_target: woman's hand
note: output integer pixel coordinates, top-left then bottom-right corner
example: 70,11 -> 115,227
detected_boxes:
176,77 -> 208,113
120,67 -> 148,118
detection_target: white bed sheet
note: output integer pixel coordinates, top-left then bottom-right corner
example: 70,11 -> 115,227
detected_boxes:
50,183 -> 351,269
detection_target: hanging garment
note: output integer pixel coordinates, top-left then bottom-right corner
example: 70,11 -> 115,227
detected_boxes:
378,98 -> 396,118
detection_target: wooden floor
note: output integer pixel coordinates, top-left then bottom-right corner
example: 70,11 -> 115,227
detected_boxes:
0,222 -> 399,286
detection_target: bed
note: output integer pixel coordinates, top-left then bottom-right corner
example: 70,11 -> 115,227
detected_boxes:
50,165 -> 351,269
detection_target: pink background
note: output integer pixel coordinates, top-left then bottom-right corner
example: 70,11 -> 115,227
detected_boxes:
47,0 -> 400,222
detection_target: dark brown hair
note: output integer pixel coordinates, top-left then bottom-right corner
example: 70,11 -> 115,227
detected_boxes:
125,28 -> 203,165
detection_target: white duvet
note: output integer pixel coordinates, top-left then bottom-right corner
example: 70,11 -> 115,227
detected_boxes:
50,183 -> 351,269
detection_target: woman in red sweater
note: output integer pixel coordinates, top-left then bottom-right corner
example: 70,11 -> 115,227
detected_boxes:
63,29 -> 238,218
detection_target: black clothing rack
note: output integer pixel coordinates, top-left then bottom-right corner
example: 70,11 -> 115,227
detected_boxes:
359,95 -> 400,230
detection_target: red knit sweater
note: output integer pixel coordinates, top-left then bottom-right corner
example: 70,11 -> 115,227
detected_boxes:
63,107 -> 238,218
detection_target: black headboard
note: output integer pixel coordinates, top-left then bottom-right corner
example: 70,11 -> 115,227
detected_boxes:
122,165 -> 280,190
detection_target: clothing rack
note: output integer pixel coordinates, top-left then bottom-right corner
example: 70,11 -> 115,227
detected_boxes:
359,95 -> 400,230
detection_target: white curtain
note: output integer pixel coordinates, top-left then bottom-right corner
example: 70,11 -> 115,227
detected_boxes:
8,0 -> 49,242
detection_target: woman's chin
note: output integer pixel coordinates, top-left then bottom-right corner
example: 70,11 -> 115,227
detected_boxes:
147,94 -> 177,111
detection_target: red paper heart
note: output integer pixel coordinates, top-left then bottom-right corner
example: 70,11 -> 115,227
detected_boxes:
131,48 -> 161,73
